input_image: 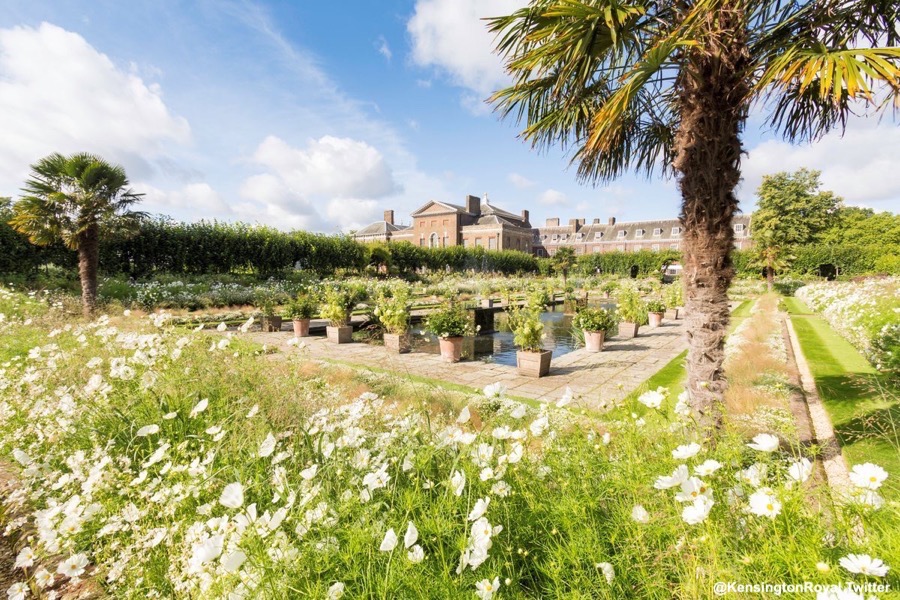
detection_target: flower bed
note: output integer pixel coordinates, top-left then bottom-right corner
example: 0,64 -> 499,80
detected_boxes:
796,277 -> 899,378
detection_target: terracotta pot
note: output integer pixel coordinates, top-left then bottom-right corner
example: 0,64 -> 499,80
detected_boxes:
326,325 -> 353,344
439,336 -> 464,363
618,321 -> 639,338
583,330 -> 606,352
384,332 -> 411,354
516,350 -> 552,377
664,308 -> 680,320
481,298 -> 495,308
648,312 -> 664,328
261,315 -> 282,332
292,318 -> 310,337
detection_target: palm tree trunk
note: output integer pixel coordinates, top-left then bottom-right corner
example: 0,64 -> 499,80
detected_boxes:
78,223 -> 100,318
766,266 -> 774,292
674,3 -> 750,424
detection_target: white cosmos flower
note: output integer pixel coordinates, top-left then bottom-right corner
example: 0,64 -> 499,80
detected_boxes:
34,568 -> 54,588
747,433 -> 780,452
838,554 -> 890,577
491,481 -> 511,497
12,449 -> 31,466
483,382 -> 507,398
379,528 -> 398,552
135,424 -> 159,437
848,463 -> 888,491
681,495 -> 714,525
747,488 -> 782,518
450,470 -> 466,496
56,553 -> 89,577
694,460 -> 722,477
468,497 -> 490,522
6,583 -> 27,600
675,478 -> 712,503
631,505 -> 650,523
737,463 -> 768,487
300,464 -> 319,480
246,404 -> 260,418
787,458 -> 813,485
219,482 -> 244,509
258,433 -> 277,458
672,443 -> 701,460
596,562 -> 615,584
556,387 -> 574,408
457,405 -> 471,424
216,322 -> 228,331
509,404 -> 527,419
404,522 -> 419,548
530,416 -> 549,436
190,398 -> 209,417
162,411 -> 177,420
221,550 -> 247,573
327,582 -> 345,599
654,465 -> 689,490
14,547 -> 35,569
638,389 -> 665,409
407,544 -> 425,563
475,577 -> 500,599
849,489 -> 885,509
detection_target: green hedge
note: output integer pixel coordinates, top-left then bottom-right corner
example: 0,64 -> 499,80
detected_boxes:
576,249 -> 680,277
386,242 -> 537,275
789,243 -> 900,276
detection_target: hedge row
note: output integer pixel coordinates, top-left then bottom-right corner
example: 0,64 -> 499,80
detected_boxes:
576,249 -> 681,277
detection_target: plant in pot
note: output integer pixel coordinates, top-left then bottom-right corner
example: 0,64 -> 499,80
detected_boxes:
508,300 -> 550,377
254,289 -> 283,332
562,285 -> 578,314
573,306 -> 618,352
284,291 -> 318,337
646,297 -> 666,328
664,282 -> 684,319
600,279 -> 619,299
374,288 -> 412,353
616,286 -> 648,339
476,281 -> 495,308
321,285 -> 367,344
425,303 -> 473,363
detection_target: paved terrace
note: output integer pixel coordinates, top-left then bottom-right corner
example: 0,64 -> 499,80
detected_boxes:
248,320 -> 687,409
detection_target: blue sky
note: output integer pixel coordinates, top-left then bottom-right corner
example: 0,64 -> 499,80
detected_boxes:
1,0 -> 898,233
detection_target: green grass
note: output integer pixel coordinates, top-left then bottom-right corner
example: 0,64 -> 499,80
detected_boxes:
784,296 -> 900,499
625,350 -> 687,403
730,299 -> 754,319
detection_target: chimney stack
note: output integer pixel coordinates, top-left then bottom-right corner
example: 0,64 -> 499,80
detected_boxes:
593,218 -> 600,224
384,210 -> 394,225
546,217 -> 560,227
608,217 -> 616,226
466,194 -> 481,215
521,209 -> 530,224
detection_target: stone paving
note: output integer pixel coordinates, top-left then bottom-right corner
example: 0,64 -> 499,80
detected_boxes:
249,318 -> 687,409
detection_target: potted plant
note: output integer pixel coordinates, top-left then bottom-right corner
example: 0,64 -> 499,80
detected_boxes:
374,288 -> 412,353
562,286 -> 578,314
573,306 -> 618,352
284,291 -> 318,337
321,285 -> 367,344
254,289 -> 283,332
425,303 -> 473,363
508,300 -> 550,377
476,281 -> 495,308
616,286 -> 648,338
647,298 -> 666,328
664,283 -> 684,319
600,280 -> 619,299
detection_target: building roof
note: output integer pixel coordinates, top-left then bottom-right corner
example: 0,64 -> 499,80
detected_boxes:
535,215 -> 750,243
354,221 -> 411,236
410,200 -> 470,216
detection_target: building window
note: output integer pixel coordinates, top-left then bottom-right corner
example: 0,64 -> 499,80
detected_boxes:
670,243 -> 678,250
551,234 -> 559,242
419,220 -> 425,227
617,230 -> 627,238
594,232 -> 604,240
561,234 -> 568,241
653,228 -> 663,236
671,227 -> 682,236
489,237 -> 497,250
592,246 -> 601,253
734,223 -> 745,235
463,238 -> 470,248
443,219 -> 448,226
575,232 -> 584,240
431,220 -> 436,227
475,238 -> 483,247
635,229 -> 645,238
429,233 -> 439,248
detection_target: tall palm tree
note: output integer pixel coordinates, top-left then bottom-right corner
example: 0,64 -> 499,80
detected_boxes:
488,0 -> 899,422
551,246 -> 576,284
10,153 -> 145,317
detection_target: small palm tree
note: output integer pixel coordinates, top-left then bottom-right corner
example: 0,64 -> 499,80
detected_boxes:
551,246 -> 577,284
489,0 -> 899,421
10,153 -> 145,316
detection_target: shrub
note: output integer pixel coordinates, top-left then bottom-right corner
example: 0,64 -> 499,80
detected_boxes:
374,287 -> 412,334
507,299 -> 544,352
646,298 -> 666,313
283,292 -> 319,320
616,285 -> 649,325
424,303 -> 473,338
321,285 -> 367,327
573,306 -> 618,333
663,282 -> 683,308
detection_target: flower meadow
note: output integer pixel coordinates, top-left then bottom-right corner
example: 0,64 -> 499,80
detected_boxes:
796,277 -> 900,378
0,288 -> 898,599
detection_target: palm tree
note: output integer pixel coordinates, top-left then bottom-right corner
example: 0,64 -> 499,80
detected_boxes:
551,246 -> 576,284
749,242 -> 791,292
488,0 -> 899,422
10,153 -> 145,317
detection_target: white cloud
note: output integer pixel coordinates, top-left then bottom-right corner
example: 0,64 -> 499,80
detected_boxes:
375,35 -> 392,61
252,135 -> 399,199
740,119 -> 900,210
0,22 -> 190,195
237,173 -> 326,231
407,0 -> 526,112
141,182 -> 230,216
508,172 -> 535,189
538,189 -> 568,206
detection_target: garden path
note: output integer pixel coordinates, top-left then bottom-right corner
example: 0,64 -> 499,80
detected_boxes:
248,320 -> 687,409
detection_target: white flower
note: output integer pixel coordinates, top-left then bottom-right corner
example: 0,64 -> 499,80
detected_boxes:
736,463 -> 768,487
838,554 -> 889,577
848,463 -> 888,491
404,522 -> 419,548
631,505 -> 650,523
300,464 -> 319,480
556,387 -> 574,408
787,458 -> 813,485
450,470 -> 466,496
483,382 -> 507,398
681,496 -> 714,525
675,478 -> 712,503
219,482 -> 244,509
407,544 -> 425,563
475,577 -> 500,600
509,404 -> 527,419
258,433 -> 277,458
638,389 -> 665,409
654,465 -> 689,490
163,411 -> 177,420
672,443 -> 701,460
530,416 -> 549,436
491,481 -> 511,497
12,449 -> 31,466
246,404 -> 260,418
694,460 -> 723,477
457,405 -> 471,424
56,553 -> 89,577
216,322 -> 228,331
6,583 -> 28,600
221,550 -> 247,573
747,489 -> 782,518
190,398 -> 209,417
327,582 -> 345,600
379,528 -> 398,552
747,433 -> 780,452
14,546 -> 34,569
136,424 -> 159,437
468,497 -> 490,522
596,562 -> 615,584
34,568 -> 54,588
